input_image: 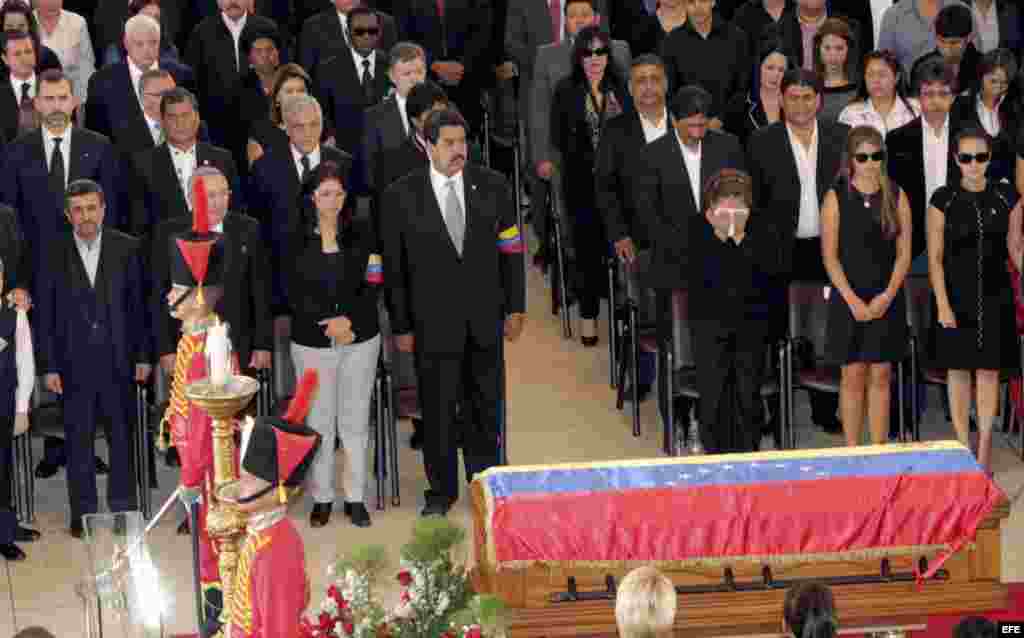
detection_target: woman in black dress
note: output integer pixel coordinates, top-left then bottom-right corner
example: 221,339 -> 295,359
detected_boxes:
823,125 -> 912,446
551,25 -> 631,346
928,125 -> 1024,472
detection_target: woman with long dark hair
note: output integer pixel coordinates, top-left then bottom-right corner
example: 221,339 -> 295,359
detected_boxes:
839,50 -> 918,136
928,125 -> 1023,472
783,583 -> 838,638
551,25 -> 631,346
285,160 -> 382,528
723,35 -> 789,146
822,126 -> 912,446
953,48 -> 1018,183
814,17 -> 859,122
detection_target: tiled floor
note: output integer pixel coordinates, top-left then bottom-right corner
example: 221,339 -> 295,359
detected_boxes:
2,251 -> 1023,635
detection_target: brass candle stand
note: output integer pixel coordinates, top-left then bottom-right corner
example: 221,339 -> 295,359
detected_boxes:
184,375 -> 259,626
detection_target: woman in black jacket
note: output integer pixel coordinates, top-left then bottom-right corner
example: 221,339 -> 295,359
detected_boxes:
551,25 -> 631,346
285,160 -> 382,528
952,48 -> 1019,184
723,35 -> 790,147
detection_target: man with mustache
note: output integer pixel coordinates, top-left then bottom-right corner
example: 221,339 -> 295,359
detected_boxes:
381,108 -> 526,517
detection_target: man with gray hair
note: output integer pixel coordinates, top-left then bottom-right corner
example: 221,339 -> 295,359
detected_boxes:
85,13 -> 193,145
150,165 -> 272,383
127,86 -> 239,239
249,93 -> 351,319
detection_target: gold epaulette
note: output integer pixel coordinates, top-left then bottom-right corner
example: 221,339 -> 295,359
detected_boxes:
157,333 -> 204,451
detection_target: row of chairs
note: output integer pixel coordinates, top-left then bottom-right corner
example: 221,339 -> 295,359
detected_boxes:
608,256 -> 1024,459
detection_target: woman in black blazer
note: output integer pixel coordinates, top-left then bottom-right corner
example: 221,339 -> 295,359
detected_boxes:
723,35 -> 790,147
285,160 -> 382,529
952,48 -> 1019,184
551,25 -> 631,346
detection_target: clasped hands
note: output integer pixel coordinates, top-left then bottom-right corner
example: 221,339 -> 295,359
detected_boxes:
319,315 -> 355,345
846,291 -> 894,323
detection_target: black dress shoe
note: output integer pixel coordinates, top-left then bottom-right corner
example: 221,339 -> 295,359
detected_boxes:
177,519 -> 190,536
346,502 -> 371,527
165,448 -> 181,467
15,526 -> 40,542
34,459 -> 61,479
0,543 -> 25,561
95,456 -> 109,475
70,522 -> 84,539
310,502 -> 332,528
410,419 -> 424,450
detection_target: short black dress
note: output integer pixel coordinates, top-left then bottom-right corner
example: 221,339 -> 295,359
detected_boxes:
825,178 -> 908,365
929,181 -> 1020,371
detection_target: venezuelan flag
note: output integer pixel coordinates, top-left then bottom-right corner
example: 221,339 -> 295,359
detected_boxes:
475,441 -> 1005,570
365,254 -> 383,285
498,225 -> 525,254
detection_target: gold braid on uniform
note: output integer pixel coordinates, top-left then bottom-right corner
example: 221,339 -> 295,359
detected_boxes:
157,333 -> 204,451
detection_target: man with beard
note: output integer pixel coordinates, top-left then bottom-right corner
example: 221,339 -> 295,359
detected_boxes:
35,178 -> 149,538
0,69 -> 121,478
381,108 -> 526,516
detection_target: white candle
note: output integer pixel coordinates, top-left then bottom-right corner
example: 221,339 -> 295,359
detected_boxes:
207,324 -> 231,387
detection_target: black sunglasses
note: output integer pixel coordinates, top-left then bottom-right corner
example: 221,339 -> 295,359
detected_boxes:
854,151 -> 886,163
957,152 -> 991,164
351,27 -> 380,36
584,47 -> 610,57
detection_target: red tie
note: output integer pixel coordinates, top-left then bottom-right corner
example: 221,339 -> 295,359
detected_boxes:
550,0 -> 561,41
436,0 -> 444,18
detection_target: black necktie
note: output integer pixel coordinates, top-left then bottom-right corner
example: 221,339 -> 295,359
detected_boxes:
50,137 -> 64,191
361,59 -> 374,104
300,154 -> 311,182
18,82 -> 34,131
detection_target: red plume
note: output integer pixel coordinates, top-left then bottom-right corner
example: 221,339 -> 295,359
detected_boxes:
282,369 -> 318,424
192,175 -> 210,234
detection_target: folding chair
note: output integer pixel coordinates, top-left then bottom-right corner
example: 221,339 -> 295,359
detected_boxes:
905,276 -> 936,442
10,427 -> 32,524
614,252 -> 657,437
548,171 -> 573,339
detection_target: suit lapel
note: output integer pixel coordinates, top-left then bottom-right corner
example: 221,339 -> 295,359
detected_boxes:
66,234 -> 90,291
157,144 -> 187,208
663,137 -> 698,219
120,64 -> 149,139
388,100 -> 405,143
815,123 -> 833,202
373,50 -> 390,100
30,131 -> 47,173
68,130 -> 84,182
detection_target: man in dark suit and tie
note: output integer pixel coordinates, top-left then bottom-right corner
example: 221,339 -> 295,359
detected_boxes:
85,14 -> 194,144
151,165 -> 272,382
382,108 -> 526,516
0,69 -> 122,291
185,0 -> 279,155
249,93 -> 351,318
128,87 -> 239,240
297,0 -> 397,73
362,42 -> 428,199
36,179 -> 149,538
747,68 -> 849,435
374,80 -> 448,205
313,6 -> 390,161
93,0 -> 184,63
0,31 -> 41,144
394,0 -> 493,134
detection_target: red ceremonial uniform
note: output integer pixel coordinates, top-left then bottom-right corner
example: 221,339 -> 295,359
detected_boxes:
228,512 -> 308,638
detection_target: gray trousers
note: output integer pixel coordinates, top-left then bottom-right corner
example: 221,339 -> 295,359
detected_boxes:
291,335 -> 381,504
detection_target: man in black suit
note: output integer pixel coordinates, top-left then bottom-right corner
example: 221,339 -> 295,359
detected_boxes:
0,31 -> 40,144
113,68 -> 214,159
151,165 -> 272,381
313,6 -> 390,161
297,0 -> 398,73
248,93 -> 351,318
85,14 -> 194,145
747,68 -> 849,435
128,87 -> 240,240
394,0 -> 493,134
374,80 -> 448,207
382,108 -> 525,516
908,5 -> 981,96
36,179 -> 149,538
0,69 -> 122,291
361,42 -> 427,199
184,0 -> 279,154
888,57 -> 960,267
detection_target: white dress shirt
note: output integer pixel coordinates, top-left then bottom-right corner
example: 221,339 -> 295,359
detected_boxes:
338,11 -> 350,45
221,12 -> 247,70
676,133 -> 702,209
9,73 -> 35,101
923,115 -> 950,206
639,109 -> 669,144
395,93 -> 410,137
43,125 -> 71,188
352,47 -> 375,79
13,309 -> 34,414
786,122 -> 821,238
292,144 -> 321,180
170,142 -> 198,198
129,58 -> 158,103
73,228 -> 102,287
430,163 -> 466,232
972,0 -> 1000,53
838,97 -> 918,137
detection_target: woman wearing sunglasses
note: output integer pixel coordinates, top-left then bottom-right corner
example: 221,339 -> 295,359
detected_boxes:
551,25 -> 631,347
822,126 -> 912,446
928,125 -> 1024,472
952,48 -> 1018,184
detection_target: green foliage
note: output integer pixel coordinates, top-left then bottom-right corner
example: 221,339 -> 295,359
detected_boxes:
399,517 -> 467,564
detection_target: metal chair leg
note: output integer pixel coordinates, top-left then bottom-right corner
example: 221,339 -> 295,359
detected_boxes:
381,362 -> 400,507
897,360 -> 906,443
784,341 -> 795,450
374,370 -> 385,511
631,302 -> 641,438
608,257 -> 617,388
666,350 -> 676,456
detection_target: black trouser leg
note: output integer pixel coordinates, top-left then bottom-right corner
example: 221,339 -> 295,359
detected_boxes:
692,325 -> 734,455
416,353 -> 464,504
0,416 -> 15,544
459,340 -> 502,484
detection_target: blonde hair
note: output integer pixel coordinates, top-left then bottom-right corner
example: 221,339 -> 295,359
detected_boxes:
615,567 -> 677,638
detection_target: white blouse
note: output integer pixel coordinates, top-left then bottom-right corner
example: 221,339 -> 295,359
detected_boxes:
838,97 -> 919,137
36,10 -> 95,104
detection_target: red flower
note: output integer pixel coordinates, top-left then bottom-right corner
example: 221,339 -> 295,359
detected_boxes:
318,611 -> 335,630
400,590 -> 411,604
328,584 -> 343,602
344,622 -> 355,635
397,570 -> 412,586
465,627 -> 482,638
